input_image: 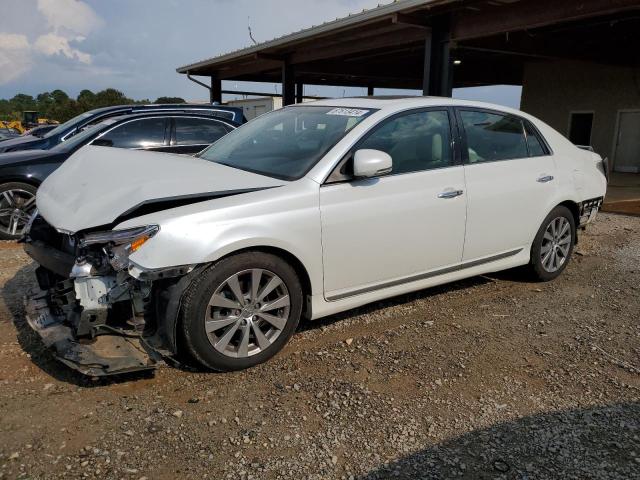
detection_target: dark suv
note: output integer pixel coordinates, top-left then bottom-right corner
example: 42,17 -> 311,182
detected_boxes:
0,112 -> 236,239
0,104 -> 244,153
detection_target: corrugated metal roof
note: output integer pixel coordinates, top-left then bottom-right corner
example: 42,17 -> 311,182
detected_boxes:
176,0 -> 453,73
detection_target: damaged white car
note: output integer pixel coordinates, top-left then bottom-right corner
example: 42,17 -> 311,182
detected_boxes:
23,98 -> 607,375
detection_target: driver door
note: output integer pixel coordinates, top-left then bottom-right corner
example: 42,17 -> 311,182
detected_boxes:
319,108 -> 467,300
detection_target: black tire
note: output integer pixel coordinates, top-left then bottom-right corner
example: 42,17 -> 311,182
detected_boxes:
0,182 -> 38,241
180,252 -> 303,371
527,205 -> 576,281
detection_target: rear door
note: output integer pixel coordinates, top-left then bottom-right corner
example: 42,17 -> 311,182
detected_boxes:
169,117 -> 233,154
456,108 -> 557,261
320,108 -> 467,299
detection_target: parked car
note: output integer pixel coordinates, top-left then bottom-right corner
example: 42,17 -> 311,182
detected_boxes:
0,127 -> 20,141
0,112 -> 236,239
23,97 -> 607,376
0,104 -> 243,153
22,124 -> 58,137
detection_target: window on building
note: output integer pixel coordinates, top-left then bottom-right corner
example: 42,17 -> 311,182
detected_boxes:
460,110 -> 528,163
568,112 -> 594,146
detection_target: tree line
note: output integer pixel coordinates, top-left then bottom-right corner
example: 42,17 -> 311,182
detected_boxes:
0,89 -> 186,123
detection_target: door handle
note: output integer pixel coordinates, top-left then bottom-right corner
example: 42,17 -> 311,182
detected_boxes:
438,189 -> 464,199
537,175 -> 554,183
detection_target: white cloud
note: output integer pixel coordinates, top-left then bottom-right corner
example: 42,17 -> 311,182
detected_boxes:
0,34 -> 32,84
36,0 -> 102,36
0,0 -> 101,84
34,33 -> 92,64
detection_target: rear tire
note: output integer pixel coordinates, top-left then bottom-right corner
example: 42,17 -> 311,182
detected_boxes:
527,205 -> 576,281
180,252 -> 302,371
0,182 -> 37,240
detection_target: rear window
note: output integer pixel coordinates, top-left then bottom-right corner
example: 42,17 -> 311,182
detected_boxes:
460,110 -> 528,163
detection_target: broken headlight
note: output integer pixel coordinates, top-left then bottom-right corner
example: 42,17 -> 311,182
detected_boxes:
79,225 -> 159,271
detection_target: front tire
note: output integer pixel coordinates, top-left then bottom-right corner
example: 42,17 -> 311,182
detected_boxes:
181,252 -> 303,371
528,205 -> 576,281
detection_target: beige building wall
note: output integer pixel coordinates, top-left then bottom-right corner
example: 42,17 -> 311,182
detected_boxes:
521,59 -> 640,166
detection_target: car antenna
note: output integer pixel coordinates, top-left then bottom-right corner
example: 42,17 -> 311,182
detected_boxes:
248,16 -> 258,45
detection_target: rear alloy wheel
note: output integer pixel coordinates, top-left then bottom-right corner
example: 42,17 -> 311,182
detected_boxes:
528,205 -> 576,281
181,252 -> 302,371
0,182 -> 37,240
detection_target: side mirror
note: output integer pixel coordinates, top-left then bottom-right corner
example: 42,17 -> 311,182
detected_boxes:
353,149 -> 392,178
92,138 -> 113,147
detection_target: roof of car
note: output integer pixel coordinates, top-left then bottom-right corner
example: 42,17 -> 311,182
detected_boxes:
97,110 -> 239,126
294,96 -> 524,117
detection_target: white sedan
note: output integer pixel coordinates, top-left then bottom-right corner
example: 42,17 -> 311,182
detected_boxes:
25,97 -> 607,375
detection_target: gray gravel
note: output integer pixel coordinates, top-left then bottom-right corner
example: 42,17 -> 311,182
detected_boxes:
0,212 -> 638,479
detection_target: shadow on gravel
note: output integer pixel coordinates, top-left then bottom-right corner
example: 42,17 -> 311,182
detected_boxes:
1,263 -> 154,387
360,402 -> 640,480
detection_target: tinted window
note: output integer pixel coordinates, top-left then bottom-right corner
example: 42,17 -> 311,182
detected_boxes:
358,110 -> 452,174
209,111 -> 235,120
460,110 -> 528,163
525,121 -> 547,157
99,118 -> 166,148
199,106 -> 373,180
174,118 -> 230,145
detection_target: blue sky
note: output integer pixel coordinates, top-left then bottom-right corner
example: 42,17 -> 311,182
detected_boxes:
0,0 -> 521,107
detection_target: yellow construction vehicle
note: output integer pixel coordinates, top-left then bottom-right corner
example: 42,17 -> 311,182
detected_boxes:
0,112 -> 58,134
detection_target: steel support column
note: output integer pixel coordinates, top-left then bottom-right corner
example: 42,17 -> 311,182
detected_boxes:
210,76 -> 222,103
282,63 -> 296,106
296,82 -> 304,103
423,17 -> 453,97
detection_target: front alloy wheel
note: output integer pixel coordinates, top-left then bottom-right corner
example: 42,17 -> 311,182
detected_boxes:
206,269 -> 291,358
0,182 -> 37,240
181,252 -> 302,371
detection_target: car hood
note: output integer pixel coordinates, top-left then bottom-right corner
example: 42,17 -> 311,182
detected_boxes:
0,148 -> 63,167
0,134 -> 50,153
37,146 -> 284,233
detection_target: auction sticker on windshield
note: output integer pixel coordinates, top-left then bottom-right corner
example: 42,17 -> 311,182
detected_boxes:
326,108 -> 370,117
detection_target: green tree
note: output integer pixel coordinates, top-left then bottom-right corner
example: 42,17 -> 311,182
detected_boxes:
77,89 -> 96,110
154,96 -> 186,104
93,88 -> 134,108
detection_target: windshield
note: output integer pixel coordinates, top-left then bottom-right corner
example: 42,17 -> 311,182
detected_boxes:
198,106 -> 374,180
44,111 -> 94,138
50,119 -> 115,152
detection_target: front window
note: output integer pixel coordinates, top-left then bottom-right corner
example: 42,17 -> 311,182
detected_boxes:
44,112 -> 93,138
198,106 -> 374,180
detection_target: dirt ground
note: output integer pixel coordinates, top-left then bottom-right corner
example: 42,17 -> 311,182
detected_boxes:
0,213 -> 639,480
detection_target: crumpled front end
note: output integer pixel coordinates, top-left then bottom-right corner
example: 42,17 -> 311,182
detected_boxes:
22,215 -> 194,376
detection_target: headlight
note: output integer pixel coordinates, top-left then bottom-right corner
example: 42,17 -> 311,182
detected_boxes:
79,225 -> 159,270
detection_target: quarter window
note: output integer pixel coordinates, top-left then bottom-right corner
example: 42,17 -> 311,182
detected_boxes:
358,110 -> 452,174
524,121 -> 547,157
99,118 -> 166,149
460,110 -> 528,163
174,118 -> 230,145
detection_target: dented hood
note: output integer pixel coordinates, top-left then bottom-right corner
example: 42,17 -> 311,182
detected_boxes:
37,146 -> 283,233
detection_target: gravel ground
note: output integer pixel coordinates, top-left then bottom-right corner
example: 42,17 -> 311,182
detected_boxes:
0,212 -> 638,480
